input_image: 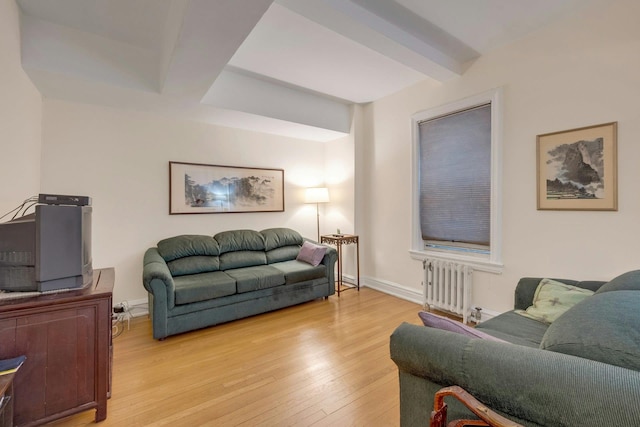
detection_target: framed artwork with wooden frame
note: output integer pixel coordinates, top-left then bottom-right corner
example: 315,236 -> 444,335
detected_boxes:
169,161 -> 285,214
536,122 -> 617,211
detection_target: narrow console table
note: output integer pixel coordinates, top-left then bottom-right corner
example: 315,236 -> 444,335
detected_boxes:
320,234 -> 360,296
0,268 -> 114,426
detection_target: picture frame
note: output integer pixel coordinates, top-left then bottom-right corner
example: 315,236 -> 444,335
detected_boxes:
536,122 -> 617,211
169,161 -> 284,214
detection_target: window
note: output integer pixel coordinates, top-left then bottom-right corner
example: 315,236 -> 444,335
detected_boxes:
411,89 -> 503,269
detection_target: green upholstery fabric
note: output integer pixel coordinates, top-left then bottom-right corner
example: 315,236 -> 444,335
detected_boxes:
142,248 -> 176,309
219,251 -> 267,270
475,311 -> 548,348
215,229 -> 265,253
173,271 -> 236,305
595,269 -> 640,294
261,227 -> 303,251
272,260 -> 326,284
391,322 -> 640,427
167,255 -> 219,276
142,228 -> 337,339
540,291 -> 640,371
391,271 -> 640,427
226,265 -> 285,293
162,280 -> 331,339
265,245 -> 301,264
157,235 -> 219,261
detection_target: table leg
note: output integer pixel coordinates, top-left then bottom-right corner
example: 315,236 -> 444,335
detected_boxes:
337,242 -> 343,296
356,240 -> 360,291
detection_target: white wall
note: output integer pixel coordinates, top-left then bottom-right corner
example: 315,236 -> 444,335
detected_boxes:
0,0 -> 42,215
358,0 -> 640,313
15,0 -> 640,316
322,107 -> 357,277
40,99 -> 350,304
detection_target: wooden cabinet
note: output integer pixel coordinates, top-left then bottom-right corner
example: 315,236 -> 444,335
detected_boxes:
0,372 -> 16,427
0,268 -> 113,426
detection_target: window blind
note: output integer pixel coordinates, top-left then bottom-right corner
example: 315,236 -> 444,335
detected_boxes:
418,103 -> 491,248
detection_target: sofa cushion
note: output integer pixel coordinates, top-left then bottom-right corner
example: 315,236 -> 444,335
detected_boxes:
157,235 -> 219,262
173,271 -> 236,305
215,229 -> 265,254
595,270 -> 640,294
266,245 -> 301,264
167,255 -> 219,276
271,260 -> 326,284
261,228 -> 303,251
418,312 -> 506,342
219,251 -> 267,270
296,241 -> 327,267
475,311 -> 550,348
515,278 -> 593,324
540,291 -> 640,371
226,265 -> 286,293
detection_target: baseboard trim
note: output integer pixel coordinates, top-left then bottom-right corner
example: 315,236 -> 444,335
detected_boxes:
474,308 -> 500,322
350,274 -> 500,323
353,275 -> 423,306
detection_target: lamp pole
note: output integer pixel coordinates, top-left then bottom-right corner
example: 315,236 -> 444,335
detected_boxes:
316,202 -> 321,241
305,187 -> 329,242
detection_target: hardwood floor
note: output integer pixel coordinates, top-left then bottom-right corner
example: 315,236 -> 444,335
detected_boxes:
50,288 -> 423,427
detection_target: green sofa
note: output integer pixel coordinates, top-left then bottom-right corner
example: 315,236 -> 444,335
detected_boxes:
390,271 -> 640,427
143,228 -> 337,340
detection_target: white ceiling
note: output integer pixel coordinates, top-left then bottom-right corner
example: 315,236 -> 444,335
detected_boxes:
16,0 -> 595,141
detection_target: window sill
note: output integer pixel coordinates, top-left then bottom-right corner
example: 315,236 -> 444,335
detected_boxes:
409,249 -> 503,274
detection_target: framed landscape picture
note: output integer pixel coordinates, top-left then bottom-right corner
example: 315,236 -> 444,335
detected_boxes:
169,161 -> 284,214
536,122 -> 617,211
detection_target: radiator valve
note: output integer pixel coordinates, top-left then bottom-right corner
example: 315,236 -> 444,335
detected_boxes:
473,307 -> 483,323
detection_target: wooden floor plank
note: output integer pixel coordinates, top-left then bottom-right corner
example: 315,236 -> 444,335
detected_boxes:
48,288 -> 423,426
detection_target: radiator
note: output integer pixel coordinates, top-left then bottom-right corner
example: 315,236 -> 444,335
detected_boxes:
423,259 -> 474,323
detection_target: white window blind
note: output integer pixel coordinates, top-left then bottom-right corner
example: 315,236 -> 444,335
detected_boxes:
418,103 -> 491,250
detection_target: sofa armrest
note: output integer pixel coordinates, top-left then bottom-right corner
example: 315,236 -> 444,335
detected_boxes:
390,322 -> 640,427
514,278 -> 545,310
321,246 -> 337,294
302,237 -> 337,292
142,247 -> 176,309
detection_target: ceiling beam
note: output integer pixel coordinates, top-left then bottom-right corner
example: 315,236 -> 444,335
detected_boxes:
203,68 -> 352,135
276,0 -> 478,81
160,0 -> 274,98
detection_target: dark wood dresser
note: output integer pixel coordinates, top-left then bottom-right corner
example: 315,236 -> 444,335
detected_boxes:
0,268 -> 114,426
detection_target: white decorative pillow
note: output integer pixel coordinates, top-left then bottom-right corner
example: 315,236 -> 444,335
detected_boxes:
516,278 -> 594,324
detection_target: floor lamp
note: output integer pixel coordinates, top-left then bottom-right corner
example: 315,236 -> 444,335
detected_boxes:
305,187 -> 329,241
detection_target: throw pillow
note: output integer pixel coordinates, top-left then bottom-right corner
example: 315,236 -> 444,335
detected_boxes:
418,311 -> 506,342
540,291 -> 640,371
296,241 -> 327,267
515,278 -> 594,324
595,270 -> 640,294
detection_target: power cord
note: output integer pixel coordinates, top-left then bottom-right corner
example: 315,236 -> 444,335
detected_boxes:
112,301 -> 132,338
0,196 -> 38,222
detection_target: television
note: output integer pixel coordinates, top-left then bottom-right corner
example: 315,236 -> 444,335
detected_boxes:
0,204 -> 93,292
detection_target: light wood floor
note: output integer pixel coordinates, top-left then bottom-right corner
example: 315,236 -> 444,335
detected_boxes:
51,288 -> 423,427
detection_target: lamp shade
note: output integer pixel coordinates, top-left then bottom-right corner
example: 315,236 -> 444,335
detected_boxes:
305,187 -> 330,204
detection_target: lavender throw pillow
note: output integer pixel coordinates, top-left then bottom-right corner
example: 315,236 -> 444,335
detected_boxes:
418,311 -> 506,342
296,241 -> 327,267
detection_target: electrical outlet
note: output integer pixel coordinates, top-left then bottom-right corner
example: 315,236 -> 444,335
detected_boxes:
113,305 -> 125,313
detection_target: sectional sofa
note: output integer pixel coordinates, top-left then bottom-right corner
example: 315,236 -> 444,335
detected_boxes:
390,270 -> 640,427
142,227 -> 337,340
